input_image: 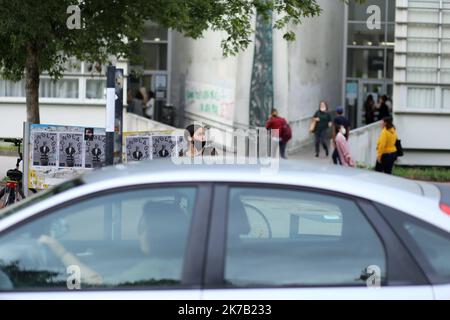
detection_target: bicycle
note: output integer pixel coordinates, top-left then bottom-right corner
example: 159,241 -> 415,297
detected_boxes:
0,139 -> 26,208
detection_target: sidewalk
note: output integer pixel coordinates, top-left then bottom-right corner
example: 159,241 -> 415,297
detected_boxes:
288,143 -> 333,165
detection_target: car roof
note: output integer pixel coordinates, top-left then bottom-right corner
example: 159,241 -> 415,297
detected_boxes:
81,159 -> 436,199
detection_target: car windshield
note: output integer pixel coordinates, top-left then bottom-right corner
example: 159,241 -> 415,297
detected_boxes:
0,179 -> 84,221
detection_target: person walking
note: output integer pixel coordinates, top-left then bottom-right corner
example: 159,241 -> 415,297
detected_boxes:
131,91 -> 145,117
144,90 -> 156,119
335,124 -> 355,167
266,109 -> 291,159
332,106 -> 350,165
364,95 -> 376,125
375,116 -> 398,175
377,95 -> 391,121
312,101 -> 332,158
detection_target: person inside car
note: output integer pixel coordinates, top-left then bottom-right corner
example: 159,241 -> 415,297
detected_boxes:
38,201 -> 189,286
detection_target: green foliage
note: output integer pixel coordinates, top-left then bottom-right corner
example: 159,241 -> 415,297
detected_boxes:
392,167 -> 450,183
0,0 -> 364,81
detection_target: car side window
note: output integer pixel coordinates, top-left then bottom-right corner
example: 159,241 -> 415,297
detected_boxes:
225,187 -> 386,287
0,187 -> 196,291
404,222 -> 450,281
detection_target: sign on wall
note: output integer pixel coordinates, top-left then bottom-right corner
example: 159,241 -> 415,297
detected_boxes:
185,81 -> 235,126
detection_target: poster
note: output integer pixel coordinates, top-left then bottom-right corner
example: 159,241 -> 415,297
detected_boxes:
85,135 -> 106,169
58,133 -> 83,168
32,132 -> 58,167
126,136 -> 151,162
28,124 -> 105,190
152,136 -> 177,159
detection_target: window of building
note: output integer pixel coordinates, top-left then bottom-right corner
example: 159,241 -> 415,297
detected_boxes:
0,59 -> 108,102
395,0 -> 450,110
345,0 -> 396,128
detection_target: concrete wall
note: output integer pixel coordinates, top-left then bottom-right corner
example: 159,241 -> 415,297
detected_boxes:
348,121 -> 382,168
286,0 -> 346,152
170,27 -> 254,132
170,0 -> 345,153
394,113 -> 450,166
0,102 -> 106,138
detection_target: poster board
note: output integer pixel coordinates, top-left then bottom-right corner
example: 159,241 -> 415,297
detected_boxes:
124,130 -> 185,162
28,124 -> 106,190
27,124 -> 186,190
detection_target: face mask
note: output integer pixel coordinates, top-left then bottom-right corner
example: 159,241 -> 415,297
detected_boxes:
340,128 -> 347,136
193,140 -> 207,151
320,107 -> 326,112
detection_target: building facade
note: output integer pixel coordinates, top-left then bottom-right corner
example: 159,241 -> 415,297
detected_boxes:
394,0 -> 450,166
1,0 -> 447,165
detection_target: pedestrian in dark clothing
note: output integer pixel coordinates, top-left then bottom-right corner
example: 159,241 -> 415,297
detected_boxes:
131,92 -> 145,117
377,95 -> 391,121
313,101 -> 332,158
266,109 -> 290,159
364,95 -> 376,125
332,106 -> 350,165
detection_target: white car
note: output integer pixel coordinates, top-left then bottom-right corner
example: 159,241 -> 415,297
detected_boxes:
0,161 -> 449,300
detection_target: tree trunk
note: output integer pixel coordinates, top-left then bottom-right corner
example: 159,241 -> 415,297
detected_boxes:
25,43 -> 40,124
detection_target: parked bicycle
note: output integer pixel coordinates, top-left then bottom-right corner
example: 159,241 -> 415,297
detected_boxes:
0,139 -> 26,208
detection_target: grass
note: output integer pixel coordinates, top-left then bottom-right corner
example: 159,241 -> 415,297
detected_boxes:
0,142 -> 16,153
392,167 -> 450,183
356,163 -> 450,182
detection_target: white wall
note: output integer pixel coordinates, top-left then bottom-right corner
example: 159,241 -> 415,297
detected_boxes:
170,27 -> 255,132
348,121 -> 382,167
0,103 -> 106,138
170,0 -> 345,153
286,0 -> 345,152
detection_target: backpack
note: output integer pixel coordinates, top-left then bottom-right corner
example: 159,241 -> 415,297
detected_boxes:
396,139 -> 404,157
281,121 -> 292,142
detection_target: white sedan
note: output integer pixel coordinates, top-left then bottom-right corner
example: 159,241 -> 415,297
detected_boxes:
0,161 -> 449,300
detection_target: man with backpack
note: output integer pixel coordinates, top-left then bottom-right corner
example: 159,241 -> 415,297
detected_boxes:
266,109 -> 292,159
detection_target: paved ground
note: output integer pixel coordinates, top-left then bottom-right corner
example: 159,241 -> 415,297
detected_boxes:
288,143 -> 333,165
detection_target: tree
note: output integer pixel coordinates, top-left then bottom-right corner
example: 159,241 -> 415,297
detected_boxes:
0,0 -> 362,124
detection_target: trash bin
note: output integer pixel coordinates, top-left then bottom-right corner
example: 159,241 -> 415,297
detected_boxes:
160,104 -> 175,127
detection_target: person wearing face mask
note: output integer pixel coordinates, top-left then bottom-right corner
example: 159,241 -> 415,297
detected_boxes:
335,124 -> 355,167
182,124 -> 218,157
332,106 -> 350,165
313,101 -> 332,158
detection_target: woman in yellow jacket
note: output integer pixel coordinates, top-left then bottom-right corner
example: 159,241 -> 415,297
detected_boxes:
375,116 -> 398,174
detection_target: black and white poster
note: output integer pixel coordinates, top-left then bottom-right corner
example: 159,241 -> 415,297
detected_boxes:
175,135 -> 186,157
152,136 -> 177,159
58,133 -> 83,168
32,132 -> 58,167
126,136 -> 151,162
85,135 -> 106,169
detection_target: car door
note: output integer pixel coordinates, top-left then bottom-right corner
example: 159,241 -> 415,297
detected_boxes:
374,203 -> 450,300
0,183 -> 211,299
202,184 -> 434,300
